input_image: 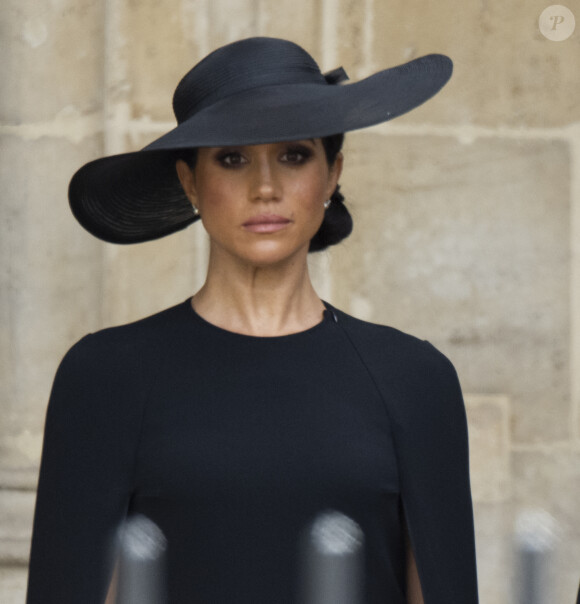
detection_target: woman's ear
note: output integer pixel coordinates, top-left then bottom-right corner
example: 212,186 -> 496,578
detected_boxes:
175,159 -> 198,204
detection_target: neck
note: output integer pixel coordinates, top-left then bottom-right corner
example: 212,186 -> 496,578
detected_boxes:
192,248 -> 326,337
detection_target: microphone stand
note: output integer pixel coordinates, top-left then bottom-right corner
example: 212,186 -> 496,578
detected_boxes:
513,509 -> 557,604
115,515 -> 167,604
299,510 -> 365,604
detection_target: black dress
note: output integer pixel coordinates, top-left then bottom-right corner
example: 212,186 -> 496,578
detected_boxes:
27,299 -> 479,603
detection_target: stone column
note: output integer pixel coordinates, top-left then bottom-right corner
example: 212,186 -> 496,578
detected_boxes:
0,0 -> 106,588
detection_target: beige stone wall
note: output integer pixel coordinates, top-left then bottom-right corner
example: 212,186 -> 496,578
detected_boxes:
1,1 -> 579,601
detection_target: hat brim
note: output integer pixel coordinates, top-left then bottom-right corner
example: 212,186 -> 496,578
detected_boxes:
69,53 -> 452,244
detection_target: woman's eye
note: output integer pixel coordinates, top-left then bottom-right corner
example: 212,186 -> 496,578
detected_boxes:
281,148 -> 312,164
217,152 -> 246,167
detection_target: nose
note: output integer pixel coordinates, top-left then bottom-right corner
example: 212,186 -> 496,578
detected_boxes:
250,153 -> 281,203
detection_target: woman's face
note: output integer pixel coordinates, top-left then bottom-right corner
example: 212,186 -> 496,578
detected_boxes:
176,139 -> 342,267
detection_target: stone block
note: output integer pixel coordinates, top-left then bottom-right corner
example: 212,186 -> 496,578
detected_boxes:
256,0 -> 321,55
332,132 -> 570,444
116,0 -> 324,124
0,467 -> 38,492
0,566 -> 28,604
0,134 -> 103,470
206,0 -> 260,45
330,0 -> 373,76
465,395 -> 510,503
368,0 -> 580,127
0,489 -> 35,564
117,0 -> 286,123
115,0 -> 210,122
1,0 -> 104,124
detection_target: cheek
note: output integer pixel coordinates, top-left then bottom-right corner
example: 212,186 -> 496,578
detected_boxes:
289,180 -> 328,238
193,189 -> 232,242
195,179 -> 240,216
290,173 -> 328,208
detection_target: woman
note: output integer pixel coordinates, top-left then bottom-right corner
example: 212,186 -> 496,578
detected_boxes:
27,37 -> 478,603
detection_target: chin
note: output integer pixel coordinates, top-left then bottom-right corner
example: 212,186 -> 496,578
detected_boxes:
238,240 -> 310,267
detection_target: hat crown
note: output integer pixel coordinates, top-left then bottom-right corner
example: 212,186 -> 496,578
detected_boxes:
172,37 -> 326,123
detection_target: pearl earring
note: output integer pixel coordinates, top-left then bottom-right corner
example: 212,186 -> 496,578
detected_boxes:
192,205 -> 200,216
323,199 -> 331,209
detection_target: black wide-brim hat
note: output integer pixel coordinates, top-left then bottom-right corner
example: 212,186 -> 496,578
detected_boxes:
69,37 -> 453,244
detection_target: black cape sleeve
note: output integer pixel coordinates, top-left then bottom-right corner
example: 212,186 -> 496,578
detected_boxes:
26,333 -> 150,603
337,312 -> 479,603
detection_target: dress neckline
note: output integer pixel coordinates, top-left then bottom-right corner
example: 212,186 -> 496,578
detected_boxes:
183,297 -> 337,341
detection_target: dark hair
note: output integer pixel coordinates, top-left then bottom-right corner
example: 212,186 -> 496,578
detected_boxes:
176,133 -> 352,252
309,133 -> 351,252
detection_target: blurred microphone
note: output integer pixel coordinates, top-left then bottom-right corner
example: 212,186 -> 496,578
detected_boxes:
115,515 -> 167,604
299,510 -> 364,604
513,509 -> 558,604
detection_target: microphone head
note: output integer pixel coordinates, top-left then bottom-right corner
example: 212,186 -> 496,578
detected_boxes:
119,515 -> 167,561
514,509 -> 558,553
309,511 -> 364,556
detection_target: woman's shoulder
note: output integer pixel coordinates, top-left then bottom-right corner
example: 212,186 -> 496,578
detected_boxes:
331,305 -> 456,376
330,306 -> 465,431
58,299 -> 193,372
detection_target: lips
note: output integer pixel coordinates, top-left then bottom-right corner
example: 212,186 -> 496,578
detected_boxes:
242,214 -> 291,233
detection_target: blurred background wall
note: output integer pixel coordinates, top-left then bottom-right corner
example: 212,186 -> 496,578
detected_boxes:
1,0 -> 579,601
